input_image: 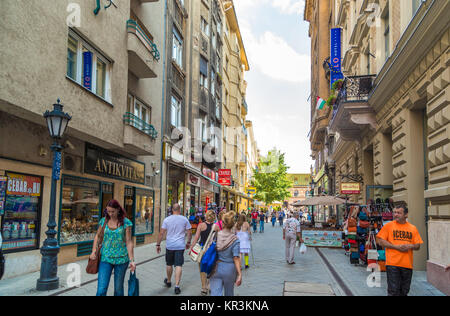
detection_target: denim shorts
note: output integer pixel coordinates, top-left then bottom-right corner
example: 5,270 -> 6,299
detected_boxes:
166,249 -> 185,267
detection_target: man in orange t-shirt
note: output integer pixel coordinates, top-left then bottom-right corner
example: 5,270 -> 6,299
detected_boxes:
377,203 -> 423,296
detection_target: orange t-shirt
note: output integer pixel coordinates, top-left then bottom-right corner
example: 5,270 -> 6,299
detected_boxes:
377,221 -> 423,269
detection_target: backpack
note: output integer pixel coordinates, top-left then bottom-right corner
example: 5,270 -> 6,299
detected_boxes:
200,229 -> 218,277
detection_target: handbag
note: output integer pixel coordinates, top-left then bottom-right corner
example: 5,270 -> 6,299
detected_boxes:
86,218 -> 107,274
377,250 -> 386,261
348,218 -> 357,227
190,224 -> 217,263
382,209 -> 393,221
358,210 -> 369,221
128,271 -> 140,296
359,220 -> 370,229
189,243 -> 203,262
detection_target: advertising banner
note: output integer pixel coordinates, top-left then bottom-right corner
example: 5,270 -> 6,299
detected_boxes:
83,51 -> 93,90
0,176 -> 7,215
330,28 -> 344,89
6,173 -> 41,197
303,230 -> 343,248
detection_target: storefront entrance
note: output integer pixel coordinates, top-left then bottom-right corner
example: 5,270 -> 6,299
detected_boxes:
1,172 -> 42,253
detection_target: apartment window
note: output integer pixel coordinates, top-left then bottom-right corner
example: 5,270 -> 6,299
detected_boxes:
200,56 -> 208,90
200,115 -> 208,142
67,31 -> 111,101
173,28 -> 183,68
128,94 -> 151,124
383,11 -> 390,60
201,17 -> 209,37
170,95 -> 182,129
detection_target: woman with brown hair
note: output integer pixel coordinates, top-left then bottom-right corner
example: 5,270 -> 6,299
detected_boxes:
90,199 -> 135,296
210,211 -> 242,296
190,210 -> 219,295
235,214 -> 252,269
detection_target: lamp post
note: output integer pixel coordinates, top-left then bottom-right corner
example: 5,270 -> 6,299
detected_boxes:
36,99 -> 71,291
309,180 -> 315,226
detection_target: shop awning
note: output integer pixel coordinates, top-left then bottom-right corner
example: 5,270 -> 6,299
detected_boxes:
293,196 -> 346,206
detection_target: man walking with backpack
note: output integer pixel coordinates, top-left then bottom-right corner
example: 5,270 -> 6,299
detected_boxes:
156,204 -> 192,295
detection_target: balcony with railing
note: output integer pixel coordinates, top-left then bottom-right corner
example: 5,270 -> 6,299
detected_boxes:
127,19 -> 160,79
329,75 -> 377,141
123,112 -> 158,155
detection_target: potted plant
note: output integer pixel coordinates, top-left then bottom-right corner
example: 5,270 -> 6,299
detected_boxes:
327,94 -> 337,108
332,79 -> 344,91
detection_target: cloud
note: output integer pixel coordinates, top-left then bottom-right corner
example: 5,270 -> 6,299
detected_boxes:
235,0 -> 305,16
243,30 -> 310,83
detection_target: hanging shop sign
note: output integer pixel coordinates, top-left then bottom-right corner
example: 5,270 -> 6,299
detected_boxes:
187,174 -> 200,187
340,182 -> 361,195
202,167 -> 216,182
85,143 -> 145,184
218,169 -> 231,186
6,173 -> 42,197
330,28 -> 344,89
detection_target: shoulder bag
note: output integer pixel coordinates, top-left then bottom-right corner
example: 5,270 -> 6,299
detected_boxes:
86,218 -> 108,274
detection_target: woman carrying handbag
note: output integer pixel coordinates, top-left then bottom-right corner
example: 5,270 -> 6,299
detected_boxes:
189,210 -> 219,295
89,200 -> 136,296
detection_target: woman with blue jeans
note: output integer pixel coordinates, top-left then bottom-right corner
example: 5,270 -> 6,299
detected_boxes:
90,200 -> 136,296
210,212 -> 242,296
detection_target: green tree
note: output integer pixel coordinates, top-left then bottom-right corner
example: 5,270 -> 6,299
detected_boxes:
251,149 -> 292,205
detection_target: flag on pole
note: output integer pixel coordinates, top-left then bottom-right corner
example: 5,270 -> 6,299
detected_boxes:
316,97 -> 326,110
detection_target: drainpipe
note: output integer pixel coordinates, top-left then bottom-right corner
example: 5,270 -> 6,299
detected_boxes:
159,0 -> 168,232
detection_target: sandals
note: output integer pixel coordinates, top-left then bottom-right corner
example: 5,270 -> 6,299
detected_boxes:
201,289 -> 208,296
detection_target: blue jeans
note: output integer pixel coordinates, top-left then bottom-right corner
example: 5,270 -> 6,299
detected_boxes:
96,261 -> 129,296
272,217 -> 276,227
252,219 -> 257,232
259,220 -> 264,232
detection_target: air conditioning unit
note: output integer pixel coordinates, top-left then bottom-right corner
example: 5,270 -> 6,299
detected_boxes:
63,154 -> 82,173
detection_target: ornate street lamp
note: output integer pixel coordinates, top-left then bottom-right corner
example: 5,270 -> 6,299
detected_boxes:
36,99 -> 71,291
309,180 -> 315,226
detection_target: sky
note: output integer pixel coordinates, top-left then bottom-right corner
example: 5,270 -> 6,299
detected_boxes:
233,0 -> 313,174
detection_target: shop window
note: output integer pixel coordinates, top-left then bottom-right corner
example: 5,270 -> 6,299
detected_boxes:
1,172 -> 42,253
60,176 -> 102,245
134,189 -> 154,235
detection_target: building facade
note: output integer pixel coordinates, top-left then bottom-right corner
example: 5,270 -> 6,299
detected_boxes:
219,0 -> 252,213
0,0 -> 164,278
286,174 -> 311,207
307,0 -> 449,294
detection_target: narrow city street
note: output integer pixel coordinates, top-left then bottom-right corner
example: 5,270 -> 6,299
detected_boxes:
30,221 -> 440,297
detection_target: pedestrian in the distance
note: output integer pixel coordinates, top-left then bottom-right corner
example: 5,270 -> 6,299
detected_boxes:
376,203 -> 423,296
235,214 -> 252,269
259,210 -> 265,233
190,210 -> 219,295
278,210 -> 284,227
283,211 -> 303,265
91,199 -> 136,296
271,210 -> 277,227
265,209 -> 269,223
156,203 -> 192,295
210,212 -> 242,296
251,209 -> 259,233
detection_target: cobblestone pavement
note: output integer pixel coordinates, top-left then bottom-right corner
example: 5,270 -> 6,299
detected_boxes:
0,221 -> 444,296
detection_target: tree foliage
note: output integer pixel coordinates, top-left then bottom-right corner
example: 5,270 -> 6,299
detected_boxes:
251,149 -> 292,205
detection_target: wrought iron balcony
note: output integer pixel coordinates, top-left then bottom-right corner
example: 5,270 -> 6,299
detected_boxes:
127,19 -> 160,61
329,75 -> 377,141
123,112 -> 158,139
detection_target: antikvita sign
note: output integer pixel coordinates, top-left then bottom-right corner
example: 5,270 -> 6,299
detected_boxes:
85,144 -> 145,184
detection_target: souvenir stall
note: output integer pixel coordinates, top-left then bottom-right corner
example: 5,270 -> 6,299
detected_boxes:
295,196 -> 345,248
346,198 -> 394,270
